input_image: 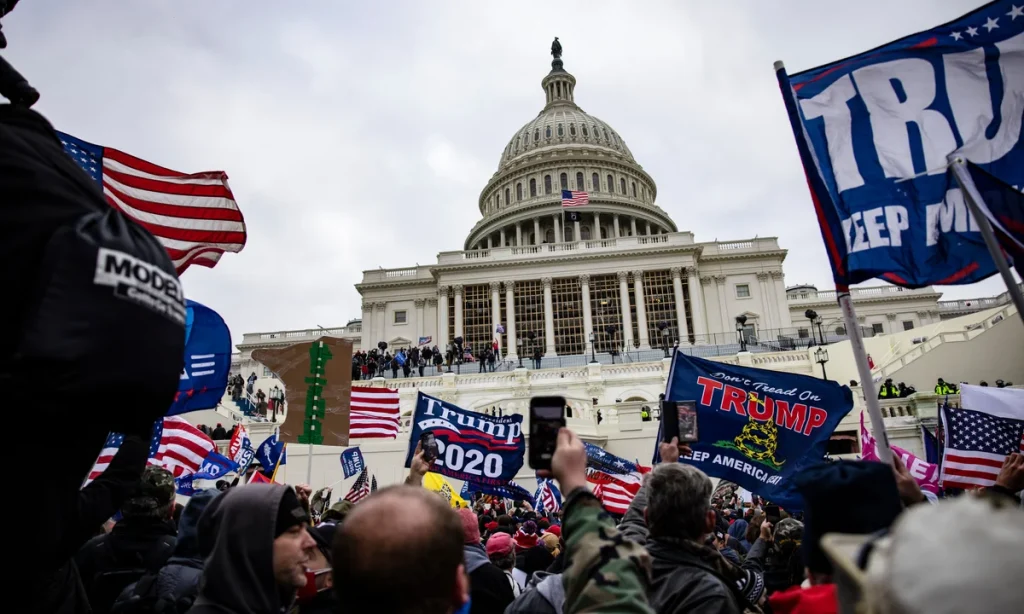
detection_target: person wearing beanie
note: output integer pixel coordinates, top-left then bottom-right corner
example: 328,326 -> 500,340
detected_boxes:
457,508 -> 515,614
513,519 -> 539,552
190,484 -> 316,613
486,532 -> 521,597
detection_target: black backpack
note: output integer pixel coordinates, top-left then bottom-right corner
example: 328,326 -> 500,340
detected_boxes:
87,535 -> 176,613
110,570 -> 198,614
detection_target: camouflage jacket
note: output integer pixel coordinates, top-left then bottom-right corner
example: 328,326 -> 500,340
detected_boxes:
561,488 -> 654,613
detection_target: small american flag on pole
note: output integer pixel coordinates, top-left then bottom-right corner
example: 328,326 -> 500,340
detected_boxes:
57,131 -> 246,273
561,190 -> 589,207
939,385 -> 1024,490
344,467 -> 372,503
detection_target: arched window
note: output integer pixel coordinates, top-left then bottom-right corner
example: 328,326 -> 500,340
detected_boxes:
535,129 -> 541,141
592,173 -> 599,192
557,124 -> 564,137
565,226 -> 574,241
582,125 -> 589,137
560,173 -> 568,191
631,182 -> 637,197
514,137 -> 520,152
544,175 -> 552,194
607,174 -> 614,192
642,186 -> 646,201
524,132 -> 529,145
581,225 -> 592,240
603,128 -> 609,140
620,178 -> 627,194
530,178 -> 537,197
496,193 -> 501,208
545,126 -> 552,138
569,124 -> 576,136
516,183 -> 523,201
575,172 -> 584,190
545,228 -> 555,243
593,125 -> 599,139
505,188 -> 511,205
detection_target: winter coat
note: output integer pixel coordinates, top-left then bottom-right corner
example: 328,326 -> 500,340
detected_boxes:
504,571 -> 564,614
465,543 -> 516,614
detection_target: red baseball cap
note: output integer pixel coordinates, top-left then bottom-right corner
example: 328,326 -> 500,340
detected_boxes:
486,532 -> 514,557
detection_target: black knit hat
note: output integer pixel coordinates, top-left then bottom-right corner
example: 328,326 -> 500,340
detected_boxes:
793,460 -> 903,574
275,487 -> 308,538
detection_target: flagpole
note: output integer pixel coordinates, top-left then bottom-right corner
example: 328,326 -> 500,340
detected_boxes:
949,157 -> 1024,327
838,292 -> 893,464
271,443 -> 285,483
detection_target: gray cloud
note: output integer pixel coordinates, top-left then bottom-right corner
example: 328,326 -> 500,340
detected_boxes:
7,0 -> 1014,343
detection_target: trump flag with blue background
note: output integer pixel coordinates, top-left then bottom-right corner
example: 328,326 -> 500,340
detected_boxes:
777,0 -> 1023,289
167,300 -> 232,416
405,392 -> 525,486
663,353 -> 854,510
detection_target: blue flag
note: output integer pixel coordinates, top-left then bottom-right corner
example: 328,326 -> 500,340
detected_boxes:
256,431 -> 286,476
196,451 -> 239,480
461,479 -> 533,502
340,447 -> 365,479
168,300 -> 232,416
777,1 -> 1023,288
174,474 -> 196,497
533,479 -> 563,513
663,353 -> 855,510
404,392 -> 525,486
921,424 -> 940,465
965,162 -> 1024,275
585,442 -> 641,476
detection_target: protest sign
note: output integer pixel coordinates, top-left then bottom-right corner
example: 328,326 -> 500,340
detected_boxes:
860,414 -> 939,495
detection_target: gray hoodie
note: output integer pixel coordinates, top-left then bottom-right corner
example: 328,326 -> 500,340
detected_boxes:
188,484 -> 296,614
504,571 -> 564,614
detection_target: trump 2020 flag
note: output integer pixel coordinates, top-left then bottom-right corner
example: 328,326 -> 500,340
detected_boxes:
664,353 -> 854,510
195,451 -> 239,480
404,392 -> 525,486
966,162 -> 1024,275
340,447 -> 365,479
168,300 -> 232,416
776,1 -> 1024,288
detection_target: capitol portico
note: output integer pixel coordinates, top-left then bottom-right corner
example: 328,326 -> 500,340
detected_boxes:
357,48 -> 795,361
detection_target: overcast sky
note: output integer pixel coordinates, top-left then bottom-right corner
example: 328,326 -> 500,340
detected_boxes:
8,0 -> 1017,344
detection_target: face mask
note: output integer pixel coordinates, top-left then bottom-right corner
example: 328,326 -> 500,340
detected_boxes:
296,567 -> 332,603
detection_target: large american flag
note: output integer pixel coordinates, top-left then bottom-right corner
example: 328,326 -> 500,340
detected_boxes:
561,190 -> 589,207
344,467 -> 372,503
590,471 -> 643,515
86,416 -> 217,484
350,387 -> 401,439
940,386 -> 1024,490
57,131 -> 246,273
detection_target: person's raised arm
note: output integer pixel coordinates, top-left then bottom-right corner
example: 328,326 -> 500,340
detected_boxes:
405,441 -> 431,486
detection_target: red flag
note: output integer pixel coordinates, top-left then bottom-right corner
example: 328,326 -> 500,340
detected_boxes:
249,472 -> 272,484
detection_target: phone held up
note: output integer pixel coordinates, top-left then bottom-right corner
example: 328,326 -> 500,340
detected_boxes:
660,399 -> 699,444
529,396 -> 566,471
419,431 -> 439,463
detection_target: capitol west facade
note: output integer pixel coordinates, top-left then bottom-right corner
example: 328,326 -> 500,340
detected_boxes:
357,51 -> 798,361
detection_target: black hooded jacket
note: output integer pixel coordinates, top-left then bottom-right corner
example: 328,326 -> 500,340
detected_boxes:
188,484 -> 297,614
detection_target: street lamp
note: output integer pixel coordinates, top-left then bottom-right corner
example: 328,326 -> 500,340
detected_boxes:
815,346 -> 829,380
604,325 -> 617,364
589,331 -> 597,363
804,309 -> 819,346
516,337 -> 523,368
657,321 -> 670,357
735,315 -> 748,352
527,331 -> 536,368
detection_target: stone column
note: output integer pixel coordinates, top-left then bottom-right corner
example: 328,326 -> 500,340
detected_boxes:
593,212 -> 601,240
886,313 -> 897,335
414,298 -> 425,344
426,298 -> 438,342
580,274 -> 593,350
630,218 -> 638,237
756,272 -> 775,329
633,270 -> 650,349
361,301 -> 374,348
618,271 -> 634,349
374,302 -> 387,345
645,221 -> 652,236
574,219 -> 581,242
670,267 -> 690,345
504,280 -> 517,360
516,223 -> 522,247
701,276 -> 717,342
770,271 -> 792,327
553,214 -> 561,244
437,287 -> 449,345
613,215 -> 621,238
688,268 -> 707,343
714,276 -> 729,335
453,285 -> 464,339
499,229 -> 506,247
490,281 -> 502,355
534,218 -> 541,245
487,236 -> 493,249
542,277 -> 557,356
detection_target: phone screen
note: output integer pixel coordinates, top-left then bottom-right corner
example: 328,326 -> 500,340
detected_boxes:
529,397 -> 566,470
420,431 -> 439,462
676,401 -> 699,443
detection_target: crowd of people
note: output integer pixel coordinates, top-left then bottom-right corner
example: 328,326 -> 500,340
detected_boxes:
351,341 -> 517,381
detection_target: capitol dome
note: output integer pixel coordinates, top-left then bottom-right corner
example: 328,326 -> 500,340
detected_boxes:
465,43 -> 676,250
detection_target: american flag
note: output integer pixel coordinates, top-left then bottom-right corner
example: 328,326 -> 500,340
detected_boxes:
350,387 -> 401,439
940,389 -> 1024,490
86,416 -> 217,484
591,473 -> 643,515
561,190 -> 589,207
344,467 -> 372,503
57,131 -> 246,273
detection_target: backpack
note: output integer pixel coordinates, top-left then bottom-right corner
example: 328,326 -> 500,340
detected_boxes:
110,570 -> 198,614
88,534 -> 176,613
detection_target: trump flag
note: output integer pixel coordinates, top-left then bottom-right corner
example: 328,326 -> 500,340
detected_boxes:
168,300 -> 232,416
663,353 -> 854,510
404,392 -> 525,486
777,1 -> 1024,288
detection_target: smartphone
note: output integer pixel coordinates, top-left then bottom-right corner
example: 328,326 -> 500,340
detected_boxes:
660,399 -> 700,443
764,504 -> 781,525
420,431 -> 439,462
529,396 -> 566,470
